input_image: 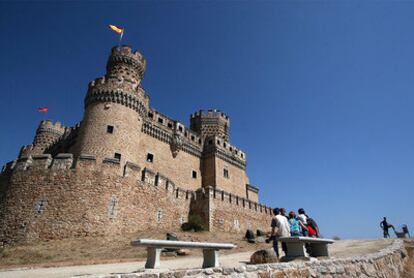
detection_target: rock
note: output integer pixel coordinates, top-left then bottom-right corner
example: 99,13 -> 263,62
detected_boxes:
166,233 -> 178,241
250,249 -> 279,264
176,249 -> 190,256
255,236 -> 266,243
245,229 -> 255,240
256,229 -> 265,236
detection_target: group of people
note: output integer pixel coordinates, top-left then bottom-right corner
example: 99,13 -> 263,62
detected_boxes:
268,207 -> 320,257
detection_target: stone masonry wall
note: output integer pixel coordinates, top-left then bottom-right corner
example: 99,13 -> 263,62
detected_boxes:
0,155 -> 192,244
0,154 -> 271,244
89,240 -> 408,278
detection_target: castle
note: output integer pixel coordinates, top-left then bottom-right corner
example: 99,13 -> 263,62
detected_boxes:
0,46 -> 272,244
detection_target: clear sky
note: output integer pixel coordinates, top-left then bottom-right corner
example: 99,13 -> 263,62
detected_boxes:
0,1 -> 413,239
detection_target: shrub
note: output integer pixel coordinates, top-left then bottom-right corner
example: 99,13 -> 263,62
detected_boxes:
181,214 -> 205,232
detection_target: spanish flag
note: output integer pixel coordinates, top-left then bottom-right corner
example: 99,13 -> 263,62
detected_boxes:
109,24 -> 124,38
37,107 -> 49,113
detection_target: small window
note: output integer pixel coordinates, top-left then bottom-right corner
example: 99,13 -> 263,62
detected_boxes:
114,153 -> 121,160
148,112 -> 154,118
158,118 -> 164,124
147,153 -> 154,163
223,143 -> 227,148
107,125 -> 114,134
168,123 -> 173,128
224,169 -> 229,179
217,140 -> 221,145
241,153 -> 244,158
192,170 -> 197,179
178,126 -> 183,132
208,140 -> 213,145
156,209 -> 162,223
191,136 -> 195,141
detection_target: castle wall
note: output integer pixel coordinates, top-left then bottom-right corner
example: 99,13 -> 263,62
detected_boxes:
137,133 -> 202,191
0,156 -> 192,244
215,156 -> 249,198
205,187 -> 271,233
76,102 -> 142,167
0,155 -> 271,244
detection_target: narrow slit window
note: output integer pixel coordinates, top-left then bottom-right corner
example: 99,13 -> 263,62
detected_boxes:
223,169 -> 229,179
147,153 -> 154,163
192,171 -> 197,179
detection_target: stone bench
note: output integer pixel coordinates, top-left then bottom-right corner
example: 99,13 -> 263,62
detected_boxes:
131,239 -> 236,269
278,236 -> 334,258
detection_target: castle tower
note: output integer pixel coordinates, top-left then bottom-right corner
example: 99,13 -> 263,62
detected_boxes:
76,46 -> 149,165
190,109 -> 230,141
28,120 -> 65,155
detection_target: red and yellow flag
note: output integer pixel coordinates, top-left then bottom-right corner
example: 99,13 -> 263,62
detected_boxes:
37,107 -> 49,113
108,24 -> 124,35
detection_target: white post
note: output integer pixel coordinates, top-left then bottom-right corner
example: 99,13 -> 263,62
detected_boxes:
202,249 -> 220,268
145,247 -> 162,269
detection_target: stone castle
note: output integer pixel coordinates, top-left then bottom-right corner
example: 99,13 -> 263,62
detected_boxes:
0,46 -> 272,244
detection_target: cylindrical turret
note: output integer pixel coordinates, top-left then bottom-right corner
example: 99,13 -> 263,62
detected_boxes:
76,46 -> 149,165
190,109 -> 230,141
31,120 -> 65,154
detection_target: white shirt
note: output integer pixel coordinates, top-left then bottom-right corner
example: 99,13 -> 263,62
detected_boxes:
298,213 -> 307,225
271,215 -> 291,237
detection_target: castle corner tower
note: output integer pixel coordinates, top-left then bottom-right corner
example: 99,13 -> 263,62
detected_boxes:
76,46 -> 149,165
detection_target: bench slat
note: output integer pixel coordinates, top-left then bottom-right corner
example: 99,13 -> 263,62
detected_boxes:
131,239 -> 236,250
279,237 -> 334,244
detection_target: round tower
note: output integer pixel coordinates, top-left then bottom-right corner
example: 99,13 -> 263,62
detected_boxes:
31,120 -> 65,154
77,46 -> 149,165
190,109 -> 230,141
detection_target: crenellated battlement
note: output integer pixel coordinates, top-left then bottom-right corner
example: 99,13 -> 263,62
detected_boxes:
107,45 -> 146,77
196,186 -> 272,216
190,109 -> 230,121
190,109 -> 230,141
37,120 -> 66,134
203,135 -> 246,170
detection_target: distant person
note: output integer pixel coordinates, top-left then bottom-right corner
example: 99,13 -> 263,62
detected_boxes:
380,217 -> 395,238
297,208 -> 308,236
270,207 -> 291,257
306,215 -> 321,238
280,208 -> 289,220
288,211 -> 307,236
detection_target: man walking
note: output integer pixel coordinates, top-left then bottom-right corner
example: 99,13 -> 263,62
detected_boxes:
270,207 -> 291,257
380,217 -> 395,238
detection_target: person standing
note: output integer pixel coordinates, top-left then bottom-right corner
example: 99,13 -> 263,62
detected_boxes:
270,207 -> 291,257
288,211 -> 307,236
380,217 -> 395,238
297,208 -> 308,236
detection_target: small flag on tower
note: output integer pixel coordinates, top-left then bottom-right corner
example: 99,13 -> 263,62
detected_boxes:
108,24 -> 124,39
37,107 -> 49,113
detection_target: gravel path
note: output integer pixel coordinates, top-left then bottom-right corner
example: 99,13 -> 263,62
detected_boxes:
0,239 -> 394,278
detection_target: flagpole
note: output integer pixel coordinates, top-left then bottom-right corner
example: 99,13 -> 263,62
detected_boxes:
119,30 -> 124,47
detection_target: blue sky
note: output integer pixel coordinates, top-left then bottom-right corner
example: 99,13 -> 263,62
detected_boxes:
1,1 -> 413,239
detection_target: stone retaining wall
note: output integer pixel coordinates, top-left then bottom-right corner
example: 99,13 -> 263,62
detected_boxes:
84,240 -> 407,278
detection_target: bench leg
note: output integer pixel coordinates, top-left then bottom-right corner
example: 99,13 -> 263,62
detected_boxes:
309,243 -> 329,257
202,249 -> 219,268
145,247 -> 162,269
285,242 -> 308,258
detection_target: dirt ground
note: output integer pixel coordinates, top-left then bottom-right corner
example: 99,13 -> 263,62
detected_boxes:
0,231 -> 270,269
0,232 -> 412,276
